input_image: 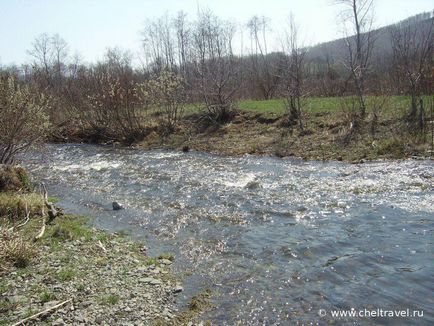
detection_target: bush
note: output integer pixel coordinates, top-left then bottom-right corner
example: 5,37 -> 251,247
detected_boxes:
0,75 -> 51,164
144,70 -> 186,133
0,165 -> 32,192
375,138 -> 406,157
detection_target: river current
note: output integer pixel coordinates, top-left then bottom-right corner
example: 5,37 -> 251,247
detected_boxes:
21,144 -> 433,325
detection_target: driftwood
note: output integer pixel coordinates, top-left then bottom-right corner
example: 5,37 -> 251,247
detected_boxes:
97,240 -> 107,252
34,183 -> 61,241
42,183 -> 59,224
11,299 -> 72,326
8,200 -> 30,232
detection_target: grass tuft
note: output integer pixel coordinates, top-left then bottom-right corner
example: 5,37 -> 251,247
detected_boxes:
49,216 -> 92,242
0,228 -> 36,269
56,267 -> 76,281
39,291 -> 55,303
98,294 -> 120,305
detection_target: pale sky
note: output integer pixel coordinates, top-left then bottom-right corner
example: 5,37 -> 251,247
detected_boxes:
0,0 -> 432,66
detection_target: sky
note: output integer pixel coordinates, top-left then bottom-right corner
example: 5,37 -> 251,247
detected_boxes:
0,0 -> 433,66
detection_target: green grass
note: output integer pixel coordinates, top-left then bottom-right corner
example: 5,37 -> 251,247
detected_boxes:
56,267 -> 76,281
237,96 -> 422,116
39,290 -> 55,303
95,232 -> 109,243
98,294 -> 120,305
147,95 -> 432,120
48,215 -> 92,242
238,99 -> 287,116
47,196 -> 59,204
0,281 -> 9,294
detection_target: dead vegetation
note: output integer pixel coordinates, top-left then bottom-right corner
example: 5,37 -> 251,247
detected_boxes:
133,106 -> 432,162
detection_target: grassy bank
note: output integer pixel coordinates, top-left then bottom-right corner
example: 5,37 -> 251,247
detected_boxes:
0,184 -> 210,325
135,96 -> 433,162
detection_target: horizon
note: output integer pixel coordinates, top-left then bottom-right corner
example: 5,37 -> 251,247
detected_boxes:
0,0 -> 433,66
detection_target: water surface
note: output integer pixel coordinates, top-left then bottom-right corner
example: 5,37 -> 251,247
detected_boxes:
22,144 -> 434,325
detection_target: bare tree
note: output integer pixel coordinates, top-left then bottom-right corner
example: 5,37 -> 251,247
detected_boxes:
337,0 -> 376,118
142,14 -> 176,73
51,34 -> 69,87
282,14 -> 306,130
28,33 -> 54,88
174,11 -> 191,78
390,14 -> 433,126
85,49 -> 147,143
247,16 -> 281,99
145,70 -> 186,133
192,10 -> 241,122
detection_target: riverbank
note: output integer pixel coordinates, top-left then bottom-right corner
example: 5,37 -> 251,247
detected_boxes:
0,174 -> 210,325
134,110 -> 432,162
1,214 -> 180,325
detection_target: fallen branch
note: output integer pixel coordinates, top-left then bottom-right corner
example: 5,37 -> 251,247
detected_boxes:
11,299 -> 72,326
97,240 -> 107,252
34,217 -> 46,241
42,182 -> 59,224
8,200 -> 30,232
34,183 -> 61,241
34,186 -> 47,241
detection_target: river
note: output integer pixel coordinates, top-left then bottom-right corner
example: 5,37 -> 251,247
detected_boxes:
21,144 -> 434,325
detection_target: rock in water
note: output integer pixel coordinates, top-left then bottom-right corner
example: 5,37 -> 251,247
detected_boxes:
245,180 -> 261,190
112,201 -> 123,210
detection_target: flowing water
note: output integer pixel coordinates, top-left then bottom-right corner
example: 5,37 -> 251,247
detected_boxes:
21,144 -> 433,325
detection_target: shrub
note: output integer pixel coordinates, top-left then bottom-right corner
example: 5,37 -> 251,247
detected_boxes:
0,75 -> 51,164
144,71 -> 186,133
375,138 -> 406,157
0,165 -> 32,192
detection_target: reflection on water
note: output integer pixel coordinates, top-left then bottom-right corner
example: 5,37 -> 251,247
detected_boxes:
21,144 -> 434,325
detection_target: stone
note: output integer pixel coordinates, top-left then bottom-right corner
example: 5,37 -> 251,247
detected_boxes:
112,201 -> 123,210
173,285 -> 183,293
80,300 -> 93,308
159,259 -> 172,265
52,318 -> 65,326
150,279 -> 163,286
139,277 -> 162,285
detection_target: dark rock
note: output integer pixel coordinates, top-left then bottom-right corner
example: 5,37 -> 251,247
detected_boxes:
112,201 -> 123,210
245,180 -> 261,190
172,285 -> 183,293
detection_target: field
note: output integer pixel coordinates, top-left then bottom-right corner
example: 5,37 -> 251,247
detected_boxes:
181,96 -> 433,119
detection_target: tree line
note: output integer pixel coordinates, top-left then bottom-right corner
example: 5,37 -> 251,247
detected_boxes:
0,2 -> 433,163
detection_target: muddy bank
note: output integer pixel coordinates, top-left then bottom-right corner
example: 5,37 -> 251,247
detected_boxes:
133,111 -> 432,162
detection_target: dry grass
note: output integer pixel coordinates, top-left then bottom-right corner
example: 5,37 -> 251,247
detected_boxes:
0,193 -> 44,221
0,227 -> 37,270
0,165 -> 32,192
135,103 -> 432,162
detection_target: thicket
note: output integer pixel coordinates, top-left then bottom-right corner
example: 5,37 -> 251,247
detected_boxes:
0,9 -> 432,161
